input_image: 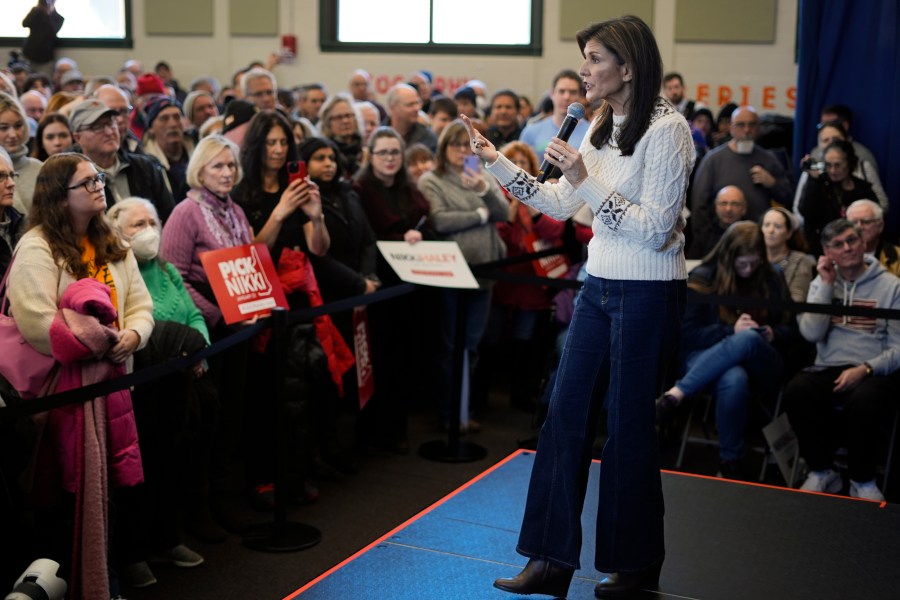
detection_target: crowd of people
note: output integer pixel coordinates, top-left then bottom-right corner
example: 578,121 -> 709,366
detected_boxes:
0,39 -> 896,599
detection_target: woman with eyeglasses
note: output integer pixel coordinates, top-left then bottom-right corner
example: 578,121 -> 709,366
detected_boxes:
319,92 -> 366,177
7,152 -> 154,598
353,126 -> 433,452
418,119 -> 508,433
0,92 -> 43,215
0,148 -> 26,275
656,222 -> 793,478
798,140 -> 875,256
30,111 -> 73,161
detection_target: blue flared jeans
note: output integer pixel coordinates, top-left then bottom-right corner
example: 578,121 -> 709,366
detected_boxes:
675,329 -> 783,461
517,275 -> 685,573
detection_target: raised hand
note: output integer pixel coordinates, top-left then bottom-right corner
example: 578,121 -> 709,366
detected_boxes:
461,115 -> 498,163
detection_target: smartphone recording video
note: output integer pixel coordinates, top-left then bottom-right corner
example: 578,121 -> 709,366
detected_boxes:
287,160 -> 306,184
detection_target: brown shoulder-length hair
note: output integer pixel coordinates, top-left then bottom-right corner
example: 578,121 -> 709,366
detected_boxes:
31,112 -> 72,160
577,15 -> 662,156
434,120 -> 470,176
691,221 -> 776,325
28,153 -> 128,279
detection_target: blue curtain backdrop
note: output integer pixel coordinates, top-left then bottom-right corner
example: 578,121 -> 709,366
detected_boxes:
795,0 -> 900,233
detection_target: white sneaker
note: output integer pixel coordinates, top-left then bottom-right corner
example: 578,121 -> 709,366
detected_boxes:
799,469 -> 842,493
849,479 -> 885,502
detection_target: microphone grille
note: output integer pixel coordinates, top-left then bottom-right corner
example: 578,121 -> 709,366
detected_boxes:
567,102 -> 586,120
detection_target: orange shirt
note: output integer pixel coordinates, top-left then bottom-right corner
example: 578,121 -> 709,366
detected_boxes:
80,238 -> 119,326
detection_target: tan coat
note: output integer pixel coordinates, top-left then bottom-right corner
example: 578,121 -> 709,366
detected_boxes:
8,227 -> 154,359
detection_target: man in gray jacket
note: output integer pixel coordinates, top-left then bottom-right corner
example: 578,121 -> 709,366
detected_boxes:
785,219 -> 900,502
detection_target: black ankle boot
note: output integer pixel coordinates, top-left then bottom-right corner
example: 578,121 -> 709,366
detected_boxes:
594,561 -> 662,599
494,558 -> 574,598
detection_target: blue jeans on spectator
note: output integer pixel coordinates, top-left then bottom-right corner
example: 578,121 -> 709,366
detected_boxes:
675,329 -> 783,461
517,276 -> 685,573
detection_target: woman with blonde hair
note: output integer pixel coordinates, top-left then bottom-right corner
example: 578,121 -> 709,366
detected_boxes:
0,92 -> 43,213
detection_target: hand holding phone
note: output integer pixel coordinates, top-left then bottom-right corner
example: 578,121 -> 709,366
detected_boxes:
287,160 -> 306,185
464,154 -> 481,174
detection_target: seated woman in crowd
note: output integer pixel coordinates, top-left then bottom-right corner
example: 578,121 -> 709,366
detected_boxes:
761,207 -> 816,303
30,112 -> 73,161
798,140 -> 875,256
418,120 -> 508,431
319,93 -> 366,177
0,92 -> 42,215
656,222 -> 794,479
353,126 -> 433,452
9,153 -> 154,599
794,121 -> 887,216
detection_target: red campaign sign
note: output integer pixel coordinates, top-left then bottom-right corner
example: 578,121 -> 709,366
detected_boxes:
199,243 -> 289,324
353,306 -> 374,410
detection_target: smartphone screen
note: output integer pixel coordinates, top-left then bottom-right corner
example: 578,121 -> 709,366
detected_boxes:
287,160 -> 306,184
463,155 -> 481,173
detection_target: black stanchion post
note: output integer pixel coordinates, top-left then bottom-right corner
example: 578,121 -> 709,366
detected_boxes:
419,289 -> 487,463
243,307 -> 322,552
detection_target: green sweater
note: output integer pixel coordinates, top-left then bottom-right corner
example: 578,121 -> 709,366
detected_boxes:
139,259 -> 210,344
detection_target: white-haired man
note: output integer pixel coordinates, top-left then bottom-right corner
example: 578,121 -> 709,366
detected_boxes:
847,199 -> 900,278
241,68 -> 277,112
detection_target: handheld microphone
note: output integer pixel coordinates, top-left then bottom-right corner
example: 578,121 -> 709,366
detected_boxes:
536,102 -> 585,183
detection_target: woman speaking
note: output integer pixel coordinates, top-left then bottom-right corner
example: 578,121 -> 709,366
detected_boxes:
464,16 -> 694,599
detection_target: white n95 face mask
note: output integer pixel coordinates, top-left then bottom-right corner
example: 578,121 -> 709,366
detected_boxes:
129,226 -> 160,261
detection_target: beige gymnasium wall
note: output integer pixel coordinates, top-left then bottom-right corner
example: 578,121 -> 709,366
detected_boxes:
4,0 -> 799,116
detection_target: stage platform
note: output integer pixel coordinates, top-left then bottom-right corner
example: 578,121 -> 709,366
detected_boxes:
289,450 -> 899,600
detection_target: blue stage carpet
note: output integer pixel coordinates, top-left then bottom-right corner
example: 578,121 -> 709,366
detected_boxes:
289,450 -> 900,600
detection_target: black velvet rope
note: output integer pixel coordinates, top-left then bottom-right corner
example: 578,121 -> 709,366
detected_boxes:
3,248 -> 899,422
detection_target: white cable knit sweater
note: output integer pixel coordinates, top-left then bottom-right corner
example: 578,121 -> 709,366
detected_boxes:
486,98 -> 695,281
